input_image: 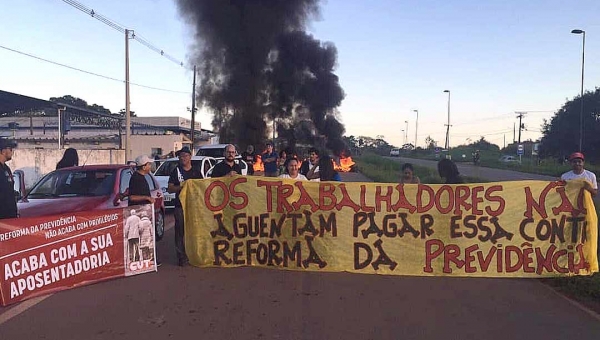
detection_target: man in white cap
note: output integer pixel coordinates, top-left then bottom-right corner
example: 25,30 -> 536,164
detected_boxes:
129,155 -> 156,206
561,152 -> 597,196
128,155 -> 160,265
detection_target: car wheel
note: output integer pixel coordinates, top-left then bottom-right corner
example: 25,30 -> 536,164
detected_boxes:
155,211 -> 165,241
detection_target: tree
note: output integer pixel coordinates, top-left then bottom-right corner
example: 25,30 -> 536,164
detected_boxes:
118,109 -> 137,117
470,136 -> 499,151
539,88 -> 600,161
425,135 -> 437,150
50,95 -> 112,115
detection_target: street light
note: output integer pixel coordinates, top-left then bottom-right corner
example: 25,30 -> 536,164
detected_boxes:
443,90 -> 451,150
404,120 -> 408,145
571,29 -> 585,152
413,109 -> 419,148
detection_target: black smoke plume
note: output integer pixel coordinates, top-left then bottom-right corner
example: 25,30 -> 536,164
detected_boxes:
176,0 -> 347,154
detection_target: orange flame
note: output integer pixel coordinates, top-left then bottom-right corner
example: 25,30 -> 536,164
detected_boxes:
333,156 -> 355,172
253,154 -> 265,172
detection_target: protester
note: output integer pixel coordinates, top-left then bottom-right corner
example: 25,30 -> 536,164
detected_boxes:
319,154 -> 341,181
56,148 -> 79,169
261,142 -> 278,177
400,163 -> 420,184
241,145 -> 256,175
277,149 -> 288,175
278,158 -> 307,180
300,147 -> 321,181
211,144 -> 243,177
472,150 -> 481,166
124,209 -> 141,263
437,158 -> 463,184
168,146 -> 203,266
128,155 -> 156,206
560,152 -> 597,196
0,138 -> 17,219
128,154 -> 159,265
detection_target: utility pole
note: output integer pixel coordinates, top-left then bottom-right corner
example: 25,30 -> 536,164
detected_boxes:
190,65 -> 197,154
513,123 -> 516,143
57,107 -> 66,150
125,29 -> 132,161
443,90 -> 451,150
413,109 -> 419,148
404,120 -> 408,145
515,112 -> 526,144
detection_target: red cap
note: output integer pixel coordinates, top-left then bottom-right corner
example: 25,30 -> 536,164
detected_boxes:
568,152 -> 585,161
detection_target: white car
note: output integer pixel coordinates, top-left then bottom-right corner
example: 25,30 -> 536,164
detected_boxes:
499,155 -> 519,163
153,156 -> 216,208
196,143 -> 241,159
390,148 -> 400,157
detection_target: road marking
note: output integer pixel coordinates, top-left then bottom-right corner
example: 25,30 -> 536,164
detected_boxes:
0,294 -> 52,326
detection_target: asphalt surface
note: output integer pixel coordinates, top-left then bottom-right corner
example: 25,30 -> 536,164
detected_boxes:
391,156 -> 557,181
1,169 -> 600,340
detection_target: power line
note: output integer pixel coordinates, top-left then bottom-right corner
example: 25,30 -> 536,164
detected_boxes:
61,0 -> 186,67
0,44 -> 191,94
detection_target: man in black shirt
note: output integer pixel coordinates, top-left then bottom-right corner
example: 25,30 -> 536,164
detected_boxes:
128,155 -> 159,266
168,147 -> 203,266
0,138 -> 17,219
241,145 -> 256,175
128,155 -> 156,206
211,144 -> 243,177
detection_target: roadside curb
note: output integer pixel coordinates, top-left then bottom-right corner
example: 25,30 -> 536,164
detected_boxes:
538,280 -> 600,322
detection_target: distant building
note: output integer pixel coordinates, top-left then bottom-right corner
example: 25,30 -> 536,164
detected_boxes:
0,90 -> 217,157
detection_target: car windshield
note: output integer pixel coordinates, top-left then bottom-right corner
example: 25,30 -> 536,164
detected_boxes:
155,160 -> 208,176
196,148 -> 226,157
28,169 -> 117,198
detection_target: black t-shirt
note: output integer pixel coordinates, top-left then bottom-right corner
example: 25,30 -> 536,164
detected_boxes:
211,161 -> 242,177
0,163 -> 17,219
241,152 -> 255,175
128,171 -> 151,206
168,165 -> 203,207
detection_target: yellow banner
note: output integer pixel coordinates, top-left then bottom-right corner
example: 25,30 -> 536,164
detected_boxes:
180,177 -> 598,277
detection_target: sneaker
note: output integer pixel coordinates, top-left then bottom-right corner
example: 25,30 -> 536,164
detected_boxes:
156,260 -> 162,267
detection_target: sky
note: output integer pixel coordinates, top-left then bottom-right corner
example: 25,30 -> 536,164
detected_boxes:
1,0 -> 599,149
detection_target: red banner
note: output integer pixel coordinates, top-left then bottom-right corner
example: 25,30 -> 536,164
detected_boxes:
0,205 -> 156,306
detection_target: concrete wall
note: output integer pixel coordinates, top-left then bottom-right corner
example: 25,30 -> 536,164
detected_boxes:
129,134 -> 183,160
9,149 -> 125,189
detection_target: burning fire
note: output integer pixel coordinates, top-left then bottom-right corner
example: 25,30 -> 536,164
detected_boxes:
333,156 -> 355,172
253,154 -> 264,172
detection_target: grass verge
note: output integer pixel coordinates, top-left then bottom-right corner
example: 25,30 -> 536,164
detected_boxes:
355,152 -> 600,315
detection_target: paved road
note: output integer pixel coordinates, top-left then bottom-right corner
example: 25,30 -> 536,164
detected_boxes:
391,156 -> 557,181
1,172 -> 599,339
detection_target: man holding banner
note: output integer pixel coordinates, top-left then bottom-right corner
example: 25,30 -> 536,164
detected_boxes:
561,152 -> 597,197
212,144 -> 243,177
169,146 -> 203,266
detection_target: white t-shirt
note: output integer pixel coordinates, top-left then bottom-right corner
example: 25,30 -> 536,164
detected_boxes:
279,173 -> 308,181
561,170 -> 598,189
